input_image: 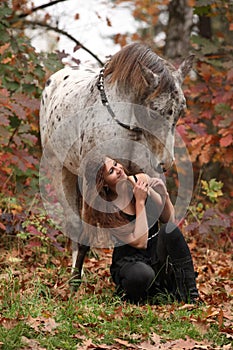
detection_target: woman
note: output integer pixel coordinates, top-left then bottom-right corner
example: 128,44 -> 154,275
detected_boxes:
83,155 -> 199,304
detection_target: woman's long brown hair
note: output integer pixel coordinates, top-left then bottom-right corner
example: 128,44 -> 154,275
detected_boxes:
82,156 -> 133,229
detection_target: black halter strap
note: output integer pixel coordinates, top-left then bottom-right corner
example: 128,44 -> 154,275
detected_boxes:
96,67 -> 142,133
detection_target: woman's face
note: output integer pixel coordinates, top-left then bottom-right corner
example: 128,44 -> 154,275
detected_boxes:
103,157 -> 127,190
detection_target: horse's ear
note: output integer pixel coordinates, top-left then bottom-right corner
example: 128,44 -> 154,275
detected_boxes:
176,54 -> 195,83
138,61 -> 160,90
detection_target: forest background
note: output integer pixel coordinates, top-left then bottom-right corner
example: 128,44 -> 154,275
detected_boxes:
0,0 -> 232,349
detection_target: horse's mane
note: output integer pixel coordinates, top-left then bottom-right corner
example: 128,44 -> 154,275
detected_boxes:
104,42 -> 176,100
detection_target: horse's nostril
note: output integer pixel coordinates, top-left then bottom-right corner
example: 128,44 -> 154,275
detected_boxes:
160,162 -> 172,173
157,162 -> 166,173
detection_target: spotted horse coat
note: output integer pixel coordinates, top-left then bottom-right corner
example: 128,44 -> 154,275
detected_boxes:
39,42 -> 194,289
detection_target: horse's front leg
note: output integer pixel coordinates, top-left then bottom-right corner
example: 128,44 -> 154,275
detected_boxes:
70,242 -> 90,291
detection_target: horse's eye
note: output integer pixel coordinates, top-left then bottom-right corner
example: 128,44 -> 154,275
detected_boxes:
168,109 -> 173,116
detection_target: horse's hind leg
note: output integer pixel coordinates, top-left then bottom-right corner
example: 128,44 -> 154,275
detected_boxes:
70,242 -> 90,291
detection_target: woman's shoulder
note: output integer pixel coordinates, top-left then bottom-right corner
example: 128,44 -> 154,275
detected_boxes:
128,173 -> 148,184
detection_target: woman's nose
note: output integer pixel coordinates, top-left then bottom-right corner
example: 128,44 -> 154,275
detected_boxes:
114,165 -> 121,173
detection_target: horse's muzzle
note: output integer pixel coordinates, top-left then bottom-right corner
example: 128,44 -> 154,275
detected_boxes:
158,157 -> 175,173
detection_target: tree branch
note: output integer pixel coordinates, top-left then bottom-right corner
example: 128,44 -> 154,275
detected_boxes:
9,0 -> 104,66
23,20 -> 104,66
18,0 -> 69,18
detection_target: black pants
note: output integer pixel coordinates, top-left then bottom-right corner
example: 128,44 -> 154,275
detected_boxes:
110,223 -> 195,303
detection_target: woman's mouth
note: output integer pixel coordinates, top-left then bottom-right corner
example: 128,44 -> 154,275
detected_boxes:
118,170 -> 127,180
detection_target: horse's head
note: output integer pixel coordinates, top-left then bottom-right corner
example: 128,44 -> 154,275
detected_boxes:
137,54 -> 194,172
104,43 -> 194,173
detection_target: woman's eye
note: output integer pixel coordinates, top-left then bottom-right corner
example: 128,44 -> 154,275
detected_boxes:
109,168 -> 113,174
114,161 -> 117,166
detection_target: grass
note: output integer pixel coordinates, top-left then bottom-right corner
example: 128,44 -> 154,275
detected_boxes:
0,240 -> 232,350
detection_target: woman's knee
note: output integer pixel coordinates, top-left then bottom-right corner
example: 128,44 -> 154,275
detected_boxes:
120,261 -> 155,285
119,261 -> 155,293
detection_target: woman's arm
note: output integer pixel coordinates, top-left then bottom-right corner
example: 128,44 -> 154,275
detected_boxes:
159,192 -> 175,223
113,175 -> 174,248
129,174 -> 175,223
129,180 -> 149,249
147,177 -> 175,223
112,179 -> 149,249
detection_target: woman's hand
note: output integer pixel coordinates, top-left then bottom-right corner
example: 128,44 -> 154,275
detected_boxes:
148,178 -> 168,197
133,180 -> 148,204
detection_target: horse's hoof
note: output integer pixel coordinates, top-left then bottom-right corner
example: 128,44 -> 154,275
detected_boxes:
69,274 -> 82,292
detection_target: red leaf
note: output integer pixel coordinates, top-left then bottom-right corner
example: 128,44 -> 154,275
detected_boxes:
220,134 -> 232,147
27,225 -> 42,236
0,222 -> 6,230
0,43 -> 10,55
227,68 -> 233,81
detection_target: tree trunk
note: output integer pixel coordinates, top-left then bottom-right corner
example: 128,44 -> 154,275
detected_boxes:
198,15 -> 212,39
164,0 -> 193,60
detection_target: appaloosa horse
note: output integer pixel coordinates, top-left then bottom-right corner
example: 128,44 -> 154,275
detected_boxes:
39,43 -> 194,288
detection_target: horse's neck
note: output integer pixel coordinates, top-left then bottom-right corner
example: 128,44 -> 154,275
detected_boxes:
106,82 -> 134,103
104,82 -> 138,126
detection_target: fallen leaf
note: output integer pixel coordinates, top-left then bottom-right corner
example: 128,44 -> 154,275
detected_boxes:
41,317 -> 59,333
21,336 -> 46,350
114,338 -> 137,348
1,318 -> 19,330
138,340 -> 157,349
